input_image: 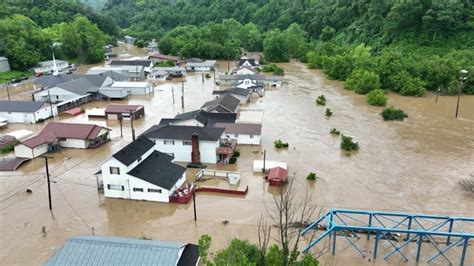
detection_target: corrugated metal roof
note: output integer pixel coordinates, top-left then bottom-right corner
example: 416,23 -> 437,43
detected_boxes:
0,101 -> 47,112
45,235 -> 186,266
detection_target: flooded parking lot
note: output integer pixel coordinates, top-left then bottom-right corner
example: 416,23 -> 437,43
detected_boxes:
1,56 -> 473,265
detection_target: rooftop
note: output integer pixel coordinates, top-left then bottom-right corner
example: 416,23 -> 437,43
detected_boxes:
149,54 -> 180,61
212,87 -> 250,97
220,74 -> 283,81
0,101 -> 47,113
38,60 -> 68,67
109,60 -> 152,67
142,125 -> 225,141
201,94 -> 240,113
112,137 -> 155,166
21,122 -> 110,148
56,75 -> 109,95
187,60 -> 217,67
105,104 -> 143,113
111,81 -> 150,88
213,122 -> 262,135
127,150 -> 186,190
45,235 -> 198,266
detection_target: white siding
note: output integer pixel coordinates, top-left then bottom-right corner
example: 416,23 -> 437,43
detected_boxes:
153,139 -> 219,164
33,87 -> 82,102
0,105 -> 52,123
59,139 -> 88,149
225,133 -> 261,145
14,143 -> 47,158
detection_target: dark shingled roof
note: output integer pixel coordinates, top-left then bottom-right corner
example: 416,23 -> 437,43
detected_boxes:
238,58 -> 258,66
142,125 -> 224,141
127,151 -> 186,190
212,87 -> 250,97
56,75 -> 109,95
33,74 -> 83,87
112,137 -> 155,166
178,244 -> 200,266
0,101 -> 47,113
109,60 -> 151,67
201,94 -> 240,113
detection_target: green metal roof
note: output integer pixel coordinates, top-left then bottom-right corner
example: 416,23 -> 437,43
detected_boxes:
45,235 -> 186,265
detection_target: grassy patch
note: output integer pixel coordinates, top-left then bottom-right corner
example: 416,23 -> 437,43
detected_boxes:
0,70 -> 32,84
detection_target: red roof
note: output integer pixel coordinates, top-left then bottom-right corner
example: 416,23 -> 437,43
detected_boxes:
268,167 -> 288,182
148,54 -> 179,61
105,104 -> 143,114
63,107 -> 82,116
21,122 -> 110,148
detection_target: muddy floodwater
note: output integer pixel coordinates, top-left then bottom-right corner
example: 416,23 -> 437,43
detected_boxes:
1,54 -> 473,265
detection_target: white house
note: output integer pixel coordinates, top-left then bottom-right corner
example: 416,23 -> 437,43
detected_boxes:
185,60 -> 216,72
34,59 -> 69,74
100,137 -> 186,202
213,122 -> 262,145
238,58 -> 258,67
0,101 -> 55,123
148,70 -> 169,81
141,125 -> 226,164
234,66 -> 258,75
14,122 -> 110,158
108,81 -> 153,95
219,74 -> 283,87
163,110 -> 237,127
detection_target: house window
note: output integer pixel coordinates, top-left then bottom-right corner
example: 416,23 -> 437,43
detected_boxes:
56,95 -> 59,100
148,188 -> 162,193
164,140 -> 175,145
249,134 -> 254,139
133,188 -> 144,192
109,167 -> 120,175
107,184 -> 124,191
182,141 -> 192,146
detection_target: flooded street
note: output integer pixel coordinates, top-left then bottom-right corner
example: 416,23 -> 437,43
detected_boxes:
1,58 -> 473,265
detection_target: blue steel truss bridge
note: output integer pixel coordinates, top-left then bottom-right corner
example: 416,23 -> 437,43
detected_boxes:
302,209 -> 474,265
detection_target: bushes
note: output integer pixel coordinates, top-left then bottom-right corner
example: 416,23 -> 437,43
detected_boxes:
366,89 -> 387,106
274,139 -> 289,149
205,73 -> 211,79
345,69 -> 381,94
229,157 -> 237,164
307,172 -> 318,181
232,151 -> 240,157
315,95 -> 326,105
0,140 -> 20,154
325,108 -> 333,117
154,60 -> 175,67
330,128 -> 340,135
341,135 -> 359,151
381,107 -> 408,121
260,63 -> 284,75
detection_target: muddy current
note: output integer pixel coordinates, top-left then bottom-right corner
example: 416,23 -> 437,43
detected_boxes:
0,51 -> 473,265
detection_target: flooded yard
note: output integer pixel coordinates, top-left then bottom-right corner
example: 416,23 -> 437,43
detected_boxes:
1,58 -> 473,265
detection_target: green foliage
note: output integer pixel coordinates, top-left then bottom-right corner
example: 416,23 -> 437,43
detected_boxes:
232,151 -> 240,158
198,234 -> 212,265
345,69 -> 381,94
274,139 -> 289,149
0,140 -> 20,154
0,70 -> 31,84
154,60 -> 175,67
307,172 -> 318,181
205,73 -> 211,79
330,128 -> 340,135
315,95 -> 326,106
325,108 -> 333,117
229,157 -> 237,164
263,29 -> 290,62
381,107 -> 408,121
366,89 -> 388,106
134,39 -> 147,48
214,239 -> 262,266
341,135 -> 360,152
260,64 -> 284,76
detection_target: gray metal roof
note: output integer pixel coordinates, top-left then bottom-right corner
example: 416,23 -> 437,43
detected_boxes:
0,101 -> 47,112
57,75 -> 109,95
201,94 -> 240,113
34,74 -> 83,87
142,125 -> 224,141
45,235 -> 186,266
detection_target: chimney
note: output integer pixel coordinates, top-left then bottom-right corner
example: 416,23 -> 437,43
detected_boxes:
191,133 -> 201,164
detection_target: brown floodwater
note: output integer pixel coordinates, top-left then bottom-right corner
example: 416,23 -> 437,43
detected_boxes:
1,56 -> 473,265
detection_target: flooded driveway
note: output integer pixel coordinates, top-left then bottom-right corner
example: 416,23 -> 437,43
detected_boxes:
1,59 -> 473,265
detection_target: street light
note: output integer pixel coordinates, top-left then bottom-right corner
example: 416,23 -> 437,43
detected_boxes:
455,69 -> 469,118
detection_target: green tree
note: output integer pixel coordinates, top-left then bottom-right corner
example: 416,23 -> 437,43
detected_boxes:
367,89 -> 388,106
263,29 -> 290,62
345,69 -> 381,94
214,239 -> 262,265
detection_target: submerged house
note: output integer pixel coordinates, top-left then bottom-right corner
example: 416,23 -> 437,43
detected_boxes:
185,60 -> 216,72
109,60 -> 153,73
0,101 -> 55,123
267,166 -> 288,186
100,137 -> 186,202
14,122 -> 110,158
213,122 -> 262,145
200,94 -> 240,114
104,104 -> 145,120
141,125 -> 234,164
212,87 -> 250,104
45,235 -> 200,266
161,110 -> 236,127
219,74 -> 283,87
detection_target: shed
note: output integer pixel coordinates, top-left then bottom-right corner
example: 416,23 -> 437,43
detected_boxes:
267,167 -> 288,186
104,104 -> 145,120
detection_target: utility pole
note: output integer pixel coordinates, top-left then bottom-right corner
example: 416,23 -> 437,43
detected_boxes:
455,69 -> 469,118
213,68 -> 216,83
262,149 -> 266,173
129,110 -> 135,141
227,53 -> 230,73
201,72 -> 204,83
172,87 -> 175,104
435,88 -> 440,103
41,156 -> 53,210
5,83 -> 11,101
193,190 -> 197,221
120,118 -> 123,137
181,79 -> 185,109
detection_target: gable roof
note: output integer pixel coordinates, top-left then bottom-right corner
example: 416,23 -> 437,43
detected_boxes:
212,87 -> 250,97
127,150 -> 186,190
95,70 -> 129,81
201,94 -> 240,113
33,74 -> 83,87
142,125 -> 224,141
45,235 -> 194,266
21,122 -> 110,148
56,75 -> 109,95
236,65 -> 258,74
268,167 -> 288,182
105,104 -> 143,113
186,60 -> 216,68
220,74 -> 283,81
172,110 -> 236,125
0,101 -> 47,113
186,57 -> 204,63
149,54 -> 180,61
112,137 -> 155,166
214,122 -> 262,135
238,58 -> 257,66
109,60 -> 151,67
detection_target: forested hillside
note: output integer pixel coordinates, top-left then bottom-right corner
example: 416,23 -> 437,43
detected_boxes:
103,0 -> 473,96
0,0 -> 118,70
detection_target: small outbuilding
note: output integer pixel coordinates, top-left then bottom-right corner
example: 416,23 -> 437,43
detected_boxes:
185,60 -> 216,72
213,122 -> 262,145
104,104 -> 145,120
0,101 -> 54,123
267,167 -> 288,186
